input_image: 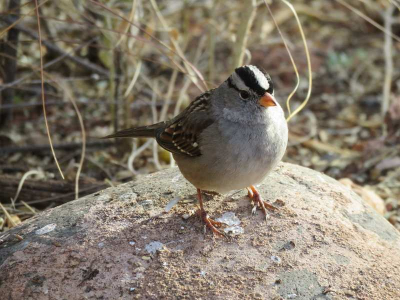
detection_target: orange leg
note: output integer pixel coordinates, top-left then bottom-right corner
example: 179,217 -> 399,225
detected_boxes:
247,185 -> 277,220
196,188 -> 225,237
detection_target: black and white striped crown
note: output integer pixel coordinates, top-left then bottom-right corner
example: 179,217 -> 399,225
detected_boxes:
229,65 -> 273,96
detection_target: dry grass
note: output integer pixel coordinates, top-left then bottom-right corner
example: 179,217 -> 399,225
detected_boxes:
0,0 -> 399,231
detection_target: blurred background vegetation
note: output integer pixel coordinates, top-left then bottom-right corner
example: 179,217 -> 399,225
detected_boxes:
0,0 -> 399,232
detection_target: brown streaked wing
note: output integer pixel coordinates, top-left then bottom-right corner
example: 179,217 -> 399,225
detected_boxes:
156,91 -> 213,157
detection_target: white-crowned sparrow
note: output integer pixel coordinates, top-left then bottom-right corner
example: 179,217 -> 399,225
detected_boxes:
104,65 -> 288,236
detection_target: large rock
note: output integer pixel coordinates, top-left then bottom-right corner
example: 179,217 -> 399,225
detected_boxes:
0,163 -> 399,299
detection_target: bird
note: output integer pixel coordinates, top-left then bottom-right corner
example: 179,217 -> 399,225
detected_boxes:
104,65 -> 288,236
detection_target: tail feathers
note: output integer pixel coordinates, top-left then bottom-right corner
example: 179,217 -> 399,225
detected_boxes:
102,122 -> 166,139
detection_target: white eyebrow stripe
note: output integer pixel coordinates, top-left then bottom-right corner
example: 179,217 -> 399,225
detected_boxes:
230,72 -> 249,91
247,65 -> 270,91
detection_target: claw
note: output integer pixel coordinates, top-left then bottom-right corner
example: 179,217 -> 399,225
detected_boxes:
247,185 -> 277,217
196,189 -> 226,237
247,187 -> 254,198
198,210 -> 225,236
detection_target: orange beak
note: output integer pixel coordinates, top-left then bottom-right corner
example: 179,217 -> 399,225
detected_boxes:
259,92 -> 277,107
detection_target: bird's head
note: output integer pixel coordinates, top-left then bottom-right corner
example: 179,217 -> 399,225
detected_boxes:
212,65 -> 282,124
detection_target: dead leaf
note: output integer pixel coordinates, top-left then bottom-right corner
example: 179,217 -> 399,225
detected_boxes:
6,215 -> 22,228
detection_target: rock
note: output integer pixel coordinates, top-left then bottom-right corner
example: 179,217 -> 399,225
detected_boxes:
0,163 -> 399,299
338,178 -> 386,215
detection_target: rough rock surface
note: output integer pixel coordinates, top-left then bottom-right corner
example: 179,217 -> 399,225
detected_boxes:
0,163 -> 399,300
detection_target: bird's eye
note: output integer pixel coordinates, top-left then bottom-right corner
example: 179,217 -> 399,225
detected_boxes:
239,91 -> 250,100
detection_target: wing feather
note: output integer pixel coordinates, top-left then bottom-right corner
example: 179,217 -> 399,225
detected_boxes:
156,91 -> 213,157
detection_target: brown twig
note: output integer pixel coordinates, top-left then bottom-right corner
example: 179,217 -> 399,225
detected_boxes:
1,16 -> 110,77
0,37 -> 101,93
0,140 -> 114,155
0,0 -> 21,128
55,79 -> 87,200
0,174 -> 107,204
231,0 -> 257,71
382,4 -> 395,118
34,0 -> 64,179
88,0 -> 207,91
113,48 -> 122,133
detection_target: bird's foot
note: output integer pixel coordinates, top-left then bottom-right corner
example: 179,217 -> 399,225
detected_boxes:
196,209 -> 225,237
247,185 -> 277,220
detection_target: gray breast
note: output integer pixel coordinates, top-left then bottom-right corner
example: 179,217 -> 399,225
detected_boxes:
173,107 -> 288,193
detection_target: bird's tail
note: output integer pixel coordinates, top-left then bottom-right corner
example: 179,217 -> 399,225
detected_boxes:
102,122 -> 166,139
